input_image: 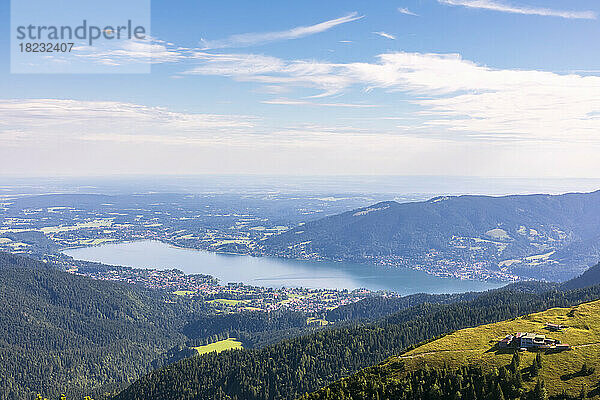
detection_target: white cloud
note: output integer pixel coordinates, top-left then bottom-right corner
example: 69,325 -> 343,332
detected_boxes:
438,0 -> 596,20
2,96 -> 600,177
182,50 -> 600,142
0,99 -> 376,147
348,53 -> 600,141
398,7 -> 419,16
183,52 -> 353,97
261,99 -> 379,108
373,31 -> 396,40
12,53 -> 598,147
72,37 -> 191,66
187,52 -> 286,76
0,99 -> 255,145
200,13 -> 364,50
39,14 -> 365,68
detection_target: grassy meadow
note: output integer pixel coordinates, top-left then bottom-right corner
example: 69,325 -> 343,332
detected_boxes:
385,299 -> 600,397
194,338 -> 243,355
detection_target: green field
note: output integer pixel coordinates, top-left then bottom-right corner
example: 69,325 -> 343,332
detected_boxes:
388,299 -> 600,398
173,290 -> 196,296
194,338 -> 243,355
207,298 -> 243,306
40,219 -> 114,234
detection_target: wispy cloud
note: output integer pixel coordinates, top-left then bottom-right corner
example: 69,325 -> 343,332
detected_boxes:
200,13 -> 364,50
183,52 -> 352,97
182,50 -> 600,142
261,98 -> 379,108
0,98 -> 390,159
398,7 -> 419,16
0,99 -> 256,145
53,13 -> 366,68
373,31 -> 396,40
438,0 -> 596,20
71,37 -> 191,66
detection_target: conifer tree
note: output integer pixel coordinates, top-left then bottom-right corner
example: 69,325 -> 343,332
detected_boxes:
531,358 -> 540,377
532,379 -> 548,400
511,351 -> 520,370
491,382 -> 505,400
579,385 -> 587,400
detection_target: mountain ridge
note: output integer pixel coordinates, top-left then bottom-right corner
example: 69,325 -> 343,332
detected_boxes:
263,190 -> 600,281
303,297 -> 600,399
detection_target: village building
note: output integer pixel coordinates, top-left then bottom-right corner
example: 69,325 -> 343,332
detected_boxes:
499,334 -> 514,348
545,323 -> 566,332
518,332 -> 547,348
498,331 -> 571,351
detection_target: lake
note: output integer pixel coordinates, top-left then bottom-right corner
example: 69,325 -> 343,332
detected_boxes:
63,240 -> 505,295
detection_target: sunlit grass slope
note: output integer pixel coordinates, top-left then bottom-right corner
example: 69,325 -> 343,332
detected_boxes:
382,299 -> 600,398
194,338 -> 243,355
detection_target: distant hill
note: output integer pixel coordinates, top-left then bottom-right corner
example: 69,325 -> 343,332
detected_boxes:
304,299 -> 600,399
263,190 -> 600,281
562,262 -> 600,290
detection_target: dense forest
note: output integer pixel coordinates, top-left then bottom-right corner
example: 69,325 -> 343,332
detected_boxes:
302,356 -> 580,400
4,249 -> 600,400
0,252 -> 207,399
114,278 -> 600,400
0,253 -> 327,399
0,252 -> 476,399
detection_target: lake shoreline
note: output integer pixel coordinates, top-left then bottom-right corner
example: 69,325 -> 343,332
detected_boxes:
62,240 -> 506,295
62,238 -> 508,285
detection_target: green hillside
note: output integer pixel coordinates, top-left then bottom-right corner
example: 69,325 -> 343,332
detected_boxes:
305,299 -> 600,399
4,251 -> 474,400
0,252 -> 350,399
0,252 -> 203,400
114,280 -> 600,400
264,190 -> 600,281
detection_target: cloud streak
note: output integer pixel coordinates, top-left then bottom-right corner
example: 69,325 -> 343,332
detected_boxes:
438,0 -> 596,20
200,13 -> 364,49
398,7 -> 419,16
70,37 -> 191,66
373,31 -> 396,40
261,99 -> 379,108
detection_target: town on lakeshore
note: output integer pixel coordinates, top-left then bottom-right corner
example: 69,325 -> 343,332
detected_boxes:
66,260 -> 386,315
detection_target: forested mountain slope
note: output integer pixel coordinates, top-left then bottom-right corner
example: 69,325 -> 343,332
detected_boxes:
305,298 -> 600,399
561,261 -> 600,291
0,252 -> 206,399
264,191 -> 600,281
114,281 -> 600,400
0,252 -> 490,399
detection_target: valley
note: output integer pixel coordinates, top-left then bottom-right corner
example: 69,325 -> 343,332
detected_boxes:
2,188 -> 600,399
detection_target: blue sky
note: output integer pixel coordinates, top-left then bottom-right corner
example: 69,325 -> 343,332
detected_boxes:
1,0 -> 599,177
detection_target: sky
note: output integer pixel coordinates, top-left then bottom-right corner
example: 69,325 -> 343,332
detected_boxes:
1,0 -> 599,178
